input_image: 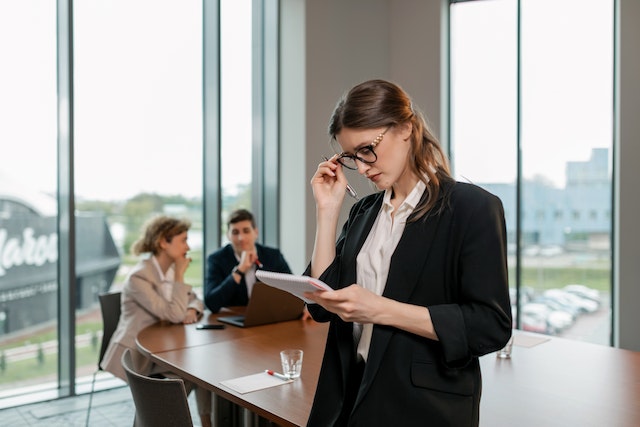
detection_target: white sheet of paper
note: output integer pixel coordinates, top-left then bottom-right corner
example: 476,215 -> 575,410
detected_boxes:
255,271 -> 333,303
513,334 -> 550,348
219,372 -> 293,394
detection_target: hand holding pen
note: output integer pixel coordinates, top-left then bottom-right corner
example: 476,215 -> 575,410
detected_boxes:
322,156 -> 359,200
238,250 -> 260,274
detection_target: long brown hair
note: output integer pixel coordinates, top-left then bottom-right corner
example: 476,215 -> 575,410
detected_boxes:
328,79 -> 452,220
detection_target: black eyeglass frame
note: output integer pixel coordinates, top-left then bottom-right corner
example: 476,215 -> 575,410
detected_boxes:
334,126 -> 392,170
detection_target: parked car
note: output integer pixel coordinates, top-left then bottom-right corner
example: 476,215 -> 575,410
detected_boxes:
544,289 -> 599,314
533,295 -> 580,320
522,302 -> 573,334
520,309 -> 550,334
563,284 -> 602,306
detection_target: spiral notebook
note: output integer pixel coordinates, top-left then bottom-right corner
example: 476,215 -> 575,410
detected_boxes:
255,270 -> 333,304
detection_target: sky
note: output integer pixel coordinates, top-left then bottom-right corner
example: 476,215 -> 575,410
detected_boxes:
1,0 -> 251,201
450,0 -> 613,188
1,0 -> 613,202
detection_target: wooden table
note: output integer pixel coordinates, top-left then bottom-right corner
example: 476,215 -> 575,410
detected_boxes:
137,309 -> 328,427
480,333 -> 640,427
137,311 -> 640,427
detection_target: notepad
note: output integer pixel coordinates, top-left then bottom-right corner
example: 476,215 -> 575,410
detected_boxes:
513,334 -> 550,348
220,372 -> 293,394
255,271 -> 333,303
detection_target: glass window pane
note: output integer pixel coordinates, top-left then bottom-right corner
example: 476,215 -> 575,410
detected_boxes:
220,0 -> 253,238
450,0 -> 518,325
520,0 -> 613,345
451,0 -> 614,346
73,0 -> 203,391
0,1 -> 59,404
450,0 -> 518,185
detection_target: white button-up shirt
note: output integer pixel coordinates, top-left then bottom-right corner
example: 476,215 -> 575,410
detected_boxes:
355,179 -> 427,362
151,255 -> 176,302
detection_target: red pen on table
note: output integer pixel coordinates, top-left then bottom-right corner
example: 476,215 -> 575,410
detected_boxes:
264,369 -> 289,381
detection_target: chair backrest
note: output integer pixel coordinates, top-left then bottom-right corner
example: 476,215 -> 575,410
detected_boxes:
98,291 -> 122,368
121,348 -> 193,427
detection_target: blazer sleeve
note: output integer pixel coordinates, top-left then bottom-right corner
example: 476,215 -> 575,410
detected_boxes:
428,190 -> 512,366
204,249 -> 247,312
187,293 -> 205,314
126,271 -> 193,324
304,198 -> 370,322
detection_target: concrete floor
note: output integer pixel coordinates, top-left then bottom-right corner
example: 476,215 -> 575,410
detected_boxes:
0,385 -> 200,426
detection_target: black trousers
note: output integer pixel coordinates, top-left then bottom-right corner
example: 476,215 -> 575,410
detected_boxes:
335,360 -> 366,426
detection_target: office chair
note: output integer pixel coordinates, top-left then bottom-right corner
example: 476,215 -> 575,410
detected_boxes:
85,291 -> 122,427
121,348 -> 194,427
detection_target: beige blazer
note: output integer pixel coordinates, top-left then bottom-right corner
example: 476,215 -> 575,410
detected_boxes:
101,257 -> 204,381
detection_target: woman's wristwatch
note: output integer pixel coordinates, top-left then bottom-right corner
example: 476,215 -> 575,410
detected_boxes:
232,266 -> 245,278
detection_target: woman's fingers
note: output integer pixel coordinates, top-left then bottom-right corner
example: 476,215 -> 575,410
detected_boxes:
305,285 -> 377,323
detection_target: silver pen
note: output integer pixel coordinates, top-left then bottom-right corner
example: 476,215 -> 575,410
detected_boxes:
322,156 -> 359,200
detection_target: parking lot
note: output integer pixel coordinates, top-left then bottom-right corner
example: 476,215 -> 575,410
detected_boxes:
556,293 -> 611,345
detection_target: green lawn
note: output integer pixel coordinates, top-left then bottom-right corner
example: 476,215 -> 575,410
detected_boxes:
511,266 -> 611,291
0,335 -> 100,385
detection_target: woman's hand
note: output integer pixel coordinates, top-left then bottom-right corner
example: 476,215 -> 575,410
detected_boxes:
311,156 -> 348,210
174,255 -> 191,282
305,285 -> 439,340
303,284 -> 383,324
183,308 -> 199,324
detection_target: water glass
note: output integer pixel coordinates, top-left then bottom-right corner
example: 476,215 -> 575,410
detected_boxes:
280,349 -> 303,379
497,335 -> 514,359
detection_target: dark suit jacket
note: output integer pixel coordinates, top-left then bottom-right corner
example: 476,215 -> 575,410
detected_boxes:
204,243 -> 292,312
306,180 -> 512,427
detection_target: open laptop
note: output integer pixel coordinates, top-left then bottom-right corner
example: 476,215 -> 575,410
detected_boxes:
217,282 -> 305,327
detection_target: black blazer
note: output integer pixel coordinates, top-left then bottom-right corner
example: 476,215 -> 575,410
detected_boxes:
306,180 -> 512,427
204,243 -> 292,312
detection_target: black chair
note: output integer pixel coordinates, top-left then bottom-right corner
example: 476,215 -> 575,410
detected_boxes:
121,348 -> 194,427
85,291 -> 122,427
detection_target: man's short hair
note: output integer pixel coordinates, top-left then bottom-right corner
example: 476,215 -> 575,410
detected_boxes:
227,209 -> 256,229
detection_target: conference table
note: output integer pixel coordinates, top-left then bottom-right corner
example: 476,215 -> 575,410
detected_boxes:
137,308 -> 326,427
137,309 -> 640,427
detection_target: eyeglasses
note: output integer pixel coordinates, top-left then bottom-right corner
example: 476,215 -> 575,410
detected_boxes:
335,126 -> 391,170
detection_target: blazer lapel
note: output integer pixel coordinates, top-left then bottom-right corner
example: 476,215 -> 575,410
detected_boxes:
137,258 -> 163,292
334,194 -> 385,398
355,189 -> 448,409
340,194 -> 384,286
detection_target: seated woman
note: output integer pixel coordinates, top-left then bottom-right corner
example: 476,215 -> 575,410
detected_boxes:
101,215 -> 212,427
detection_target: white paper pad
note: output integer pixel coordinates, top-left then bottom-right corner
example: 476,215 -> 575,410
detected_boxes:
256,271 -> 333,303
219,372 -> 293,394
514,334 -> 550,348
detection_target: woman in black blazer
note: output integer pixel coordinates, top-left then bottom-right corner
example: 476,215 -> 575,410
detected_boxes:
304,79 -> 512,426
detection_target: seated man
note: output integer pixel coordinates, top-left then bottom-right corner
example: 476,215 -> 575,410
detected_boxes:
204,208 -> 292,312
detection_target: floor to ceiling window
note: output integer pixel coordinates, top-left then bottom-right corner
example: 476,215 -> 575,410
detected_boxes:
0,0 -> 263,409
0,0 -> 59,405
220,0 -> 253,239
73,0 -> 203,393
450,0 -> 614,345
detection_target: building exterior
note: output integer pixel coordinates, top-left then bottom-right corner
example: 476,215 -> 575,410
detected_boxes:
481,148 -> 611,253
